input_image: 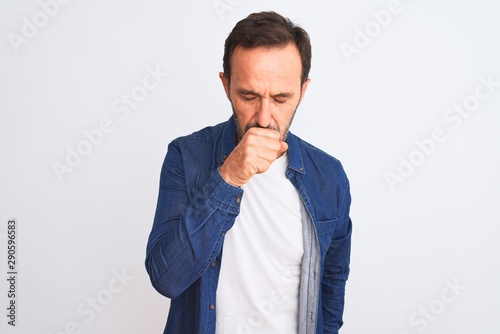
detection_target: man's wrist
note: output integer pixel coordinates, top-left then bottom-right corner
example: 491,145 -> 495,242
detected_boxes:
219,165 -> 242,188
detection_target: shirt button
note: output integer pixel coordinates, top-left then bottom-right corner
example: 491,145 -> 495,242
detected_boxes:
211,261 -> 217,267
221,232 -> 225,237
209,304 -> 215,310
236,197 -> 241,203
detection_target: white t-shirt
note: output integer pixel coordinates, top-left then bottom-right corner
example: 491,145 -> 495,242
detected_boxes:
216,153 -> 304,334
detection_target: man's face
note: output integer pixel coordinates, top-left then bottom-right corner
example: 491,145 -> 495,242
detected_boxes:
220,43 -> 310,141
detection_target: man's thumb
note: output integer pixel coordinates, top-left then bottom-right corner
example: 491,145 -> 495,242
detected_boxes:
280,141 -> 288,153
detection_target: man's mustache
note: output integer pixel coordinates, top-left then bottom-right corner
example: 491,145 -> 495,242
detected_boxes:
245,123 -> 280,132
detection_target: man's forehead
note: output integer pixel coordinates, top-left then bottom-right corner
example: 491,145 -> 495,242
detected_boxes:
229,44 -> 302,85
231,43 -> 300,59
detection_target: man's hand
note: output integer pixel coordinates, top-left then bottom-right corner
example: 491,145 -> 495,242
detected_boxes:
219,127 -> 288,187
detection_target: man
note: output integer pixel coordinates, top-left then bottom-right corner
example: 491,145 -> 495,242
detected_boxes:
146,11 -> 352,334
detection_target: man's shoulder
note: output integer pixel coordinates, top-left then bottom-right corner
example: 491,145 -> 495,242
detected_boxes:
294,134 -> 342,168
291,133 -> 349,187
172,119 -> 227,145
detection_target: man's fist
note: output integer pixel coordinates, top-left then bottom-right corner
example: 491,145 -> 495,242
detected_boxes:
219,127 -> 288,187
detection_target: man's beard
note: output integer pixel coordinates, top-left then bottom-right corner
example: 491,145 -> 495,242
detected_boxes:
231,102 -> 299,142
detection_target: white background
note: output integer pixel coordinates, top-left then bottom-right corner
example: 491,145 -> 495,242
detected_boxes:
1,0 -> 499,333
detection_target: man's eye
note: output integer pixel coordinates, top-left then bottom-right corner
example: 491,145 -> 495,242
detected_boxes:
242,96 -> 256,101
274,99 -> 287,104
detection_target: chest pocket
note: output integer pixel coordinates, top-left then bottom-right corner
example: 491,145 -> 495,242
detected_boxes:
315,218 -> 337,234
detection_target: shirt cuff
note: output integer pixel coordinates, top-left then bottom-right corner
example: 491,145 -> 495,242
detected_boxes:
202,168 -> 244,214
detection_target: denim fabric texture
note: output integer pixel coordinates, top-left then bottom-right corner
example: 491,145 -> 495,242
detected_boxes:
146,116 -> 352,334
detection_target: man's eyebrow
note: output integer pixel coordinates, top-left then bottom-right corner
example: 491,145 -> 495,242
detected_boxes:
272,92 -> 293,98
237,89 -> 260,96
236,89 -> 293,98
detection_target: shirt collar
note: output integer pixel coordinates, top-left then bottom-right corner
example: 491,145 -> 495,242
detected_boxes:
221,116 -> 237,166
285,131 -> 306,174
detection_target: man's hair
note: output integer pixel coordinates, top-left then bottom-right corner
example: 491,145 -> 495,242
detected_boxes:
223,11 -> 311,86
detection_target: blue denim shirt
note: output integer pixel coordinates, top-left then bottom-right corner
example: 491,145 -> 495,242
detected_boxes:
146,116 -> 352,334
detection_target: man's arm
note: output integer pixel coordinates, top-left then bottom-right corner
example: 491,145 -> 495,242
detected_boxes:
321,174 -> 352,333
145,127 -> 287,299
145,140 -> 242,298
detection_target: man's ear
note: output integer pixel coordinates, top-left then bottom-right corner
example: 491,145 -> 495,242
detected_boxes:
219,72 -> 231,101
299,78 -> 311,104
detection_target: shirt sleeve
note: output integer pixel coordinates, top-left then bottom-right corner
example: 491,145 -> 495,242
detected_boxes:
145,140 -> 243,298
321,171 -> 352,333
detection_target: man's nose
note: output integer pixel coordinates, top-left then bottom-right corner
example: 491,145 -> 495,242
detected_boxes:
256,98 -> 272,128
